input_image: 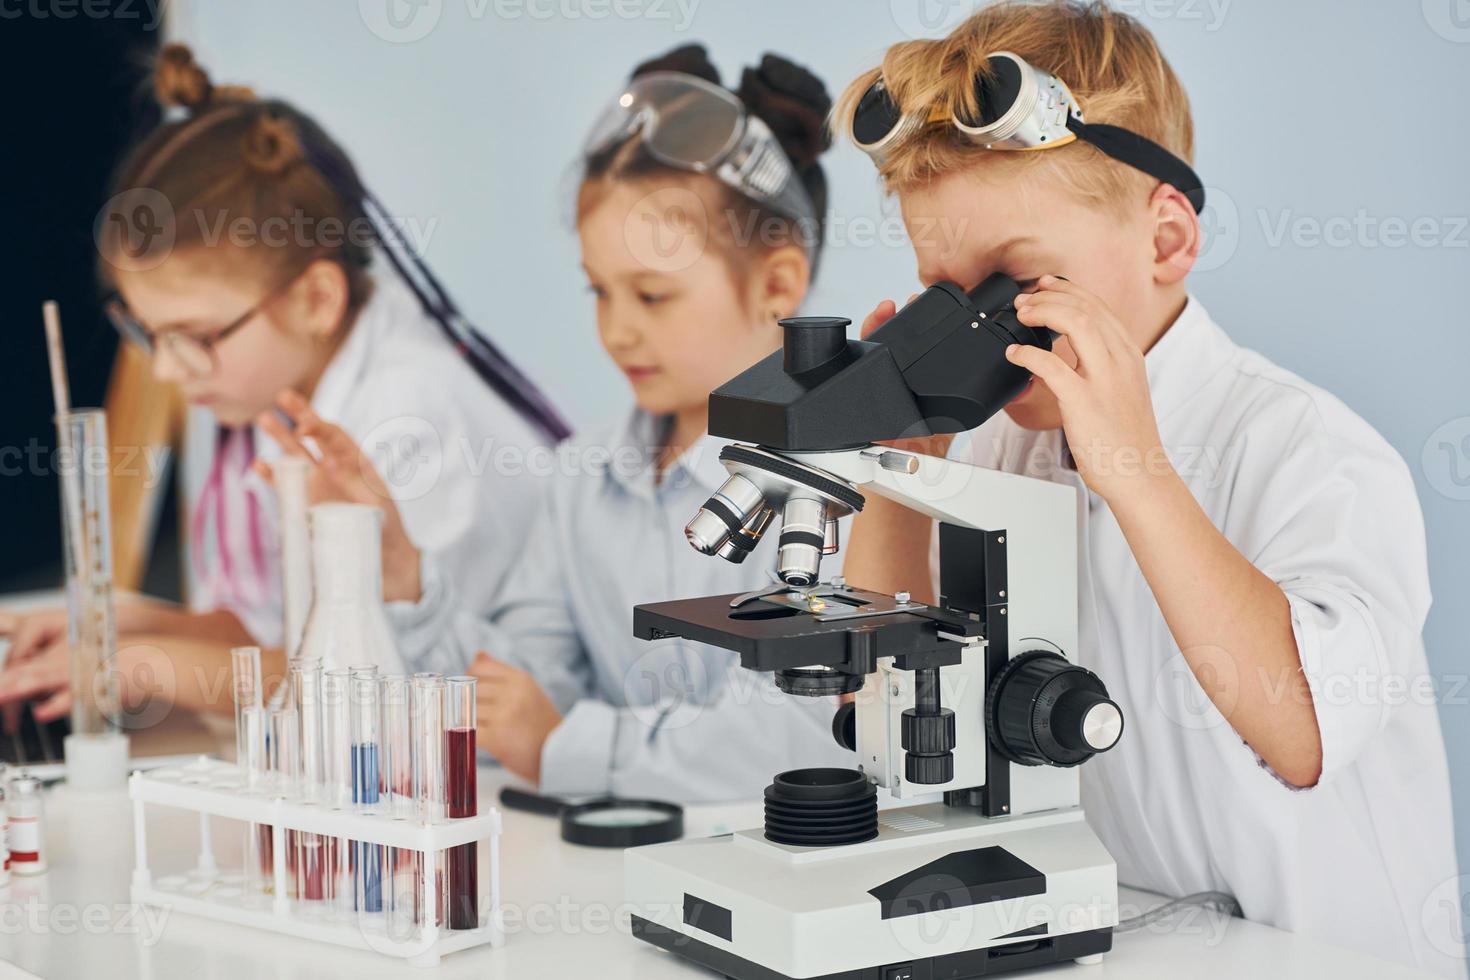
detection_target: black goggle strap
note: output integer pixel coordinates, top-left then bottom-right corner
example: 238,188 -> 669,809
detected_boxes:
359,190 -> 573,444
1065,116 -> 1205,214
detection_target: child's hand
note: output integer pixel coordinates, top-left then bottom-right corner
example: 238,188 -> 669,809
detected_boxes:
1004,276 -> 1171,502
0,643 -> 70,726
861,294 -> 957,461
256,390 -> 423,603
470,653 -> 563,785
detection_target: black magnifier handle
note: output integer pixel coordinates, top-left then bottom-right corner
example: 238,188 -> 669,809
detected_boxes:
499,786 -> 570,818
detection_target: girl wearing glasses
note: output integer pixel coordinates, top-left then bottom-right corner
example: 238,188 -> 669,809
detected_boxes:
0,44 -> 566,717
268,45 -> 856,802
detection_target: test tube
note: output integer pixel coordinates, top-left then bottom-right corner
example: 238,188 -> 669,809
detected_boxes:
55,409 -> 120,737
445,676 -> 479,930
231,647 -> 262,771
381,675 -> 414,938
232,646 -> 268,904
268,707 -> 300,901
292,659 -> 326,906
321,668 -> 352,914
350,669 -> 382,915
412,673 -> 446,928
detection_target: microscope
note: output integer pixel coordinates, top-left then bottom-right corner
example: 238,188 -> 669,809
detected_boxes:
625,274 -> 1125,979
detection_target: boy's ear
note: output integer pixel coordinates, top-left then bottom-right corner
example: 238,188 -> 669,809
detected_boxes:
1150,182 -> 1200,285
292,258 -> 351,341
752,244 -> 811,324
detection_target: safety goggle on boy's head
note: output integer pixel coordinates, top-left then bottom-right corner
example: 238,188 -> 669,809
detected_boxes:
583,71 -> 819,232
848,50 -> 1205,213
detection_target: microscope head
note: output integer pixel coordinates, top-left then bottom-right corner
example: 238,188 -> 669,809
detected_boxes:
686,273 -> 1053,586
706,273 -> 1054,451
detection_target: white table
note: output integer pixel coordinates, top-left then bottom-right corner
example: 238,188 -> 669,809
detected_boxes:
0,764 -> 1432,980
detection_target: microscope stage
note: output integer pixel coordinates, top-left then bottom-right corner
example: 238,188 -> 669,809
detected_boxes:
633,590 -> 971,673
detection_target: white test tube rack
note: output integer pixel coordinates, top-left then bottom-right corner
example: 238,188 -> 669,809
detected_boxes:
129,758 -> 503,967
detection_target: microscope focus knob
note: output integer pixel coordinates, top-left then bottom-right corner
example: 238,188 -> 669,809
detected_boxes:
986,651 -> 1124,767
831,701 -> 857,751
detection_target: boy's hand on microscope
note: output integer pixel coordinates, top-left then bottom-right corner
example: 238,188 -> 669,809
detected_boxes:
862,295 -> 957,460
470,652 -> 563,785
256,390 -> 424,604
1004,276 -> 1172,503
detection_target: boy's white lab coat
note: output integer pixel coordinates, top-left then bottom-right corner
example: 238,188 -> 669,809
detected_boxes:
953,295 -> 1463,977
185,270 -> 547,658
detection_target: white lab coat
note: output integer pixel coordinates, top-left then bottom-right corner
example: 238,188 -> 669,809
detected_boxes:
951,295 -> 1463,977
185,269 -> 549,650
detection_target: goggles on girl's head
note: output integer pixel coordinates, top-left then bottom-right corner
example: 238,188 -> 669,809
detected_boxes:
849,50 -> 1205,213
583,71 -> 818,231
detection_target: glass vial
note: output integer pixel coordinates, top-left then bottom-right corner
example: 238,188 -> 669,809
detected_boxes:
9,774 -> 45,875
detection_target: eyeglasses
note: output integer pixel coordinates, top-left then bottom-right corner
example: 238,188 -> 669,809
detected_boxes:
105,269 -> 305,380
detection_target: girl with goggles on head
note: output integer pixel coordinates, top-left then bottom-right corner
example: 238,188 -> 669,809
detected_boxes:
0,44 -> 567,720
269,44 -> 855,802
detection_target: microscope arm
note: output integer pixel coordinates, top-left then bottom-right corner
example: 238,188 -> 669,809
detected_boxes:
786,446 -> 1081,681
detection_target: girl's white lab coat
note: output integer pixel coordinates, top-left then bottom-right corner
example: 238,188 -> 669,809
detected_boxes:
185,269 -> 548,662
953,296 -> 1463,977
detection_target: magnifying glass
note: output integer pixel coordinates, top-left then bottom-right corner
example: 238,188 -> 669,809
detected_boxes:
499,786 -> 684,848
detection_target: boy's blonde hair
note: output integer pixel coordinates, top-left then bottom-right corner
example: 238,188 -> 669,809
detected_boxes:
834,0 -> 1194,212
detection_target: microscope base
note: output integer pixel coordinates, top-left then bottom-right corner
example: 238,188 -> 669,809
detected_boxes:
632,916 -> 1112,979
626,803 -> 1117,979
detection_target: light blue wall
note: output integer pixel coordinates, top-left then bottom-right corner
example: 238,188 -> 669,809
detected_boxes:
173,0 -> 1469,887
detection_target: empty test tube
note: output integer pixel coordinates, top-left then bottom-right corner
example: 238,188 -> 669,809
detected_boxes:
292,659 -> 326,906
321,668 -> 351,914
267,706 -> 301,901
381,675 -> 414,938
231,647 -> 268,903
412,673 -> 446,928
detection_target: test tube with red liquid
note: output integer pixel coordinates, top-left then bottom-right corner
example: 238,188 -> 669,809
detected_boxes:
445,675 -> 478,930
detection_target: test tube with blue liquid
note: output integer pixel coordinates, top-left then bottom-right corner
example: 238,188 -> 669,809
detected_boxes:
350,666 -> 382,915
